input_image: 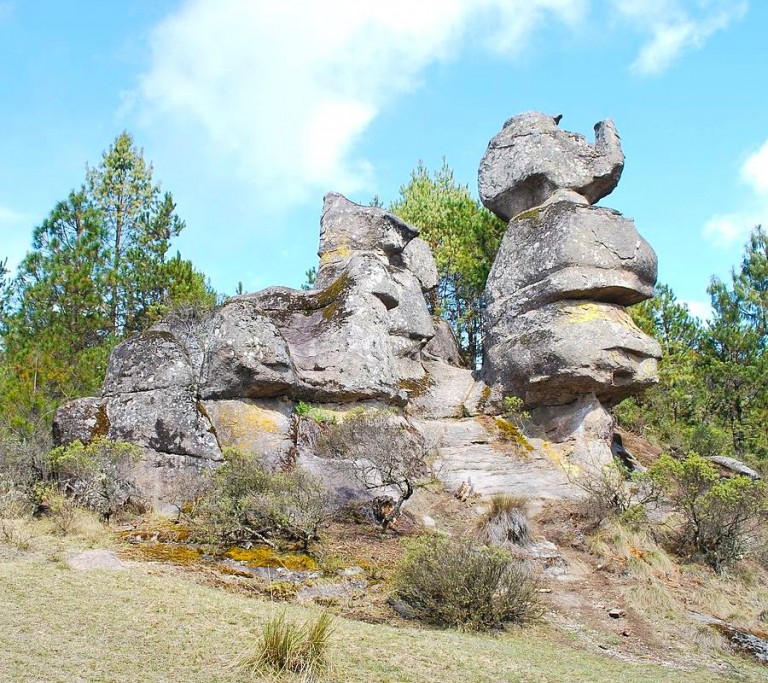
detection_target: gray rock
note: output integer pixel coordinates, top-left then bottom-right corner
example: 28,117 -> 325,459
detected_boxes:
484,301 -> 661,407
200,299 -> 296,399
485,202 -> 657,317
52,397 -> 107,446
423,318 -> 464,367
402,236 -> 439,292
132,448 -> 219,512
316,192 -> 418,287
66,549 -> 128,571
106,387 -> 221,459
478,112 -> 624,221
103,331 -> 195,396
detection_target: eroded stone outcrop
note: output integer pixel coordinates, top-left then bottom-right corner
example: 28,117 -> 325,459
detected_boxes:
480,112 -> 660,468
53,112 -> 663,505
53,193 -> 444,506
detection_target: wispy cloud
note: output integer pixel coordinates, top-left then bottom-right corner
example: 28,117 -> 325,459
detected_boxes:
134,0 -> 745,216
611,0 -> 747,76
704,138 -> 768,247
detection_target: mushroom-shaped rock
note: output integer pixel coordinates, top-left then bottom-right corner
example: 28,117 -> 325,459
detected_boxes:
478,112 -> 624,221
483,301 -> 661,407
485,202 -> 657,317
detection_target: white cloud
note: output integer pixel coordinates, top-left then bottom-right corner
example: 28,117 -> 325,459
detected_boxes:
134,0 -> 745,217
703,137 -> 768,247
135,0 -> 589,208
681,298 -> 711,321
611,0 -> 747,76
742,139 -> 768,195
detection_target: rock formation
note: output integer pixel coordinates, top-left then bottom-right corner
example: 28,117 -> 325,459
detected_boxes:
53,193 -> 475,506
480,112 -> 661,466
53,111 -> 662,506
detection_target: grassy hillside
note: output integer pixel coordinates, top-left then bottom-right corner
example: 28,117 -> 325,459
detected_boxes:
0,520 -> 763,683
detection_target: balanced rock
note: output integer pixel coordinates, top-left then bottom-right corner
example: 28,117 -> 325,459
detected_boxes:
485,202 -> 657,317
480,113 -> 659,469
478,112 -> 624,221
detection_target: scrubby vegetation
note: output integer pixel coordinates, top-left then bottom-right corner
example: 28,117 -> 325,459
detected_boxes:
394,534 -> 541,631
190,448 -> 331,552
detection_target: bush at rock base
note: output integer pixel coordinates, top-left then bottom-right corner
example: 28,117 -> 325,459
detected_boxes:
394,534 -> 541,631
191,448 -> 331,551
648,453 -> 768,572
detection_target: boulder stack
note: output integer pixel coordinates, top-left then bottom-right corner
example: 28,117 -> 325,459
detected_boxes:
480,112 -> 661,465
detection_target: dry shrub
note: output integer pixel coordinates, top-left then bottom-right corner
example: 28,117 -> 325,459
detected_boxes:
192,448 -> 331,551
314,409 -> 429,534
574,462 -> 657,531
238,610 -> 334,680
394,534 -> 541,631
475,495 -> 531,548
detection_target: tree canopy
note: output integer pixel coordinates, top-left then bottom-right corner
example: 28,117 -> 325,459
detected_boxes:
0,132 -> 214,435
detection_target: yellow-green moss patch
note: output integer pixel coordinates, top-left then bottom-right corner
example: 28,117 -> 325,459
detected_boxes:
225,546 -> 319,571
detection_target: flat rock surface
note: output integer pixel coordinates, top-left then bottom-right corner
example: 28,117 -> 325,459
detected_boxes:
66,550 -> 129,571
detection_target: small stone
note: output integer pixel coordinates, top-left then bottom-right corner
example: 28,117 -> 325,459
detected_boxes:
608,608 -> 625,619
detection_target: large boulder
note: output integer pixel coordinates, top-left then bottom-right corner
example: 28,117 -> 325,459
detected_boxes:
317,192 -> 419,287
200,301 -> 296,399
485,202 -> 657,317
484,301 -> 660,406
103,331 -> 196,396
478,112 -> 624,221
105,387 -> 221,459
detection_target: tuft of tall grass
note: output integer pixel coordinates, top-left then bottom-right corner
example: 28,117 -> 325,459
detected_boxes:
238,610 -> 334,680
475,494 -> 531,548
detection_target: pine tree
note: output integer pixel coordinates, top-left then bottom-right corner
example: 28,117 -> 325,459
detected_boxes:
390,161 -> 506,367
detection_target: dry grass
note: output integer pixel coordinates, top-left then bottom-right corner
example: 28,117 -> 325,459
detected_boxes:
1,526 -> 763,683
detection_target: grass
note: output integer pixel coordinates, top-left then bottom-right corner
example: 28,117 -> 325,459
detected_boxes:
0,545 -> 761,682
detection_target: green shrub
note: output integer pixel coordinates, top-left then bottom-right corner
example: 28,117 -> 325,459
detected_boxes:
46,438 -> 142,520
192,448 -> 331,551
238,610 -> 334,679
574,462 -> 658,531
476,494 -> 531,548
649,453 -> 768,571
394,534 -> 540,631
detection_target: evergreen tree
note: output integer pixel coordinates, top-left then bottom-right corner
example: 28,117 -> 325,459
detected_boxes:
0,132 -> 213,435
390,161 -> 506,367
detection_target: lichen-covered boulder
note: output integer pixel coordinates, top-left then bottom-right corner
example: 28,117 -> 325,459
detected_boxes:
103,331 -> 195,395
485,202 -> 657,317
105,387 -> 221,459
484,301 -> 660,406
200,300 -> 295,399
52,397 -> 108,446
478,112 -> 624,221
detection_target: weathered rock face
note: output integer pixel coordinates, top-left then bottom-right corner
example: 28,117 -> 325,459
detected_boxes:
484,202 -> 657,317
52,193 -> 443,505
481,112 -> 660,467
52,112 -> 663,507
478,112 -> 624,222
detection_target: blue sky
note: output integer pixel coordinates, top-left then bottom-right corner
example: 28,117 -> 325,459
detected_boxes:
1,0 -> 767,319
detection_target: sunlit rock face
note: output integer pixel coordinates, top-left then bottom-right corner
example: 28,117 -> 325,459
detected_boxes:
480,113 -> 660,469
